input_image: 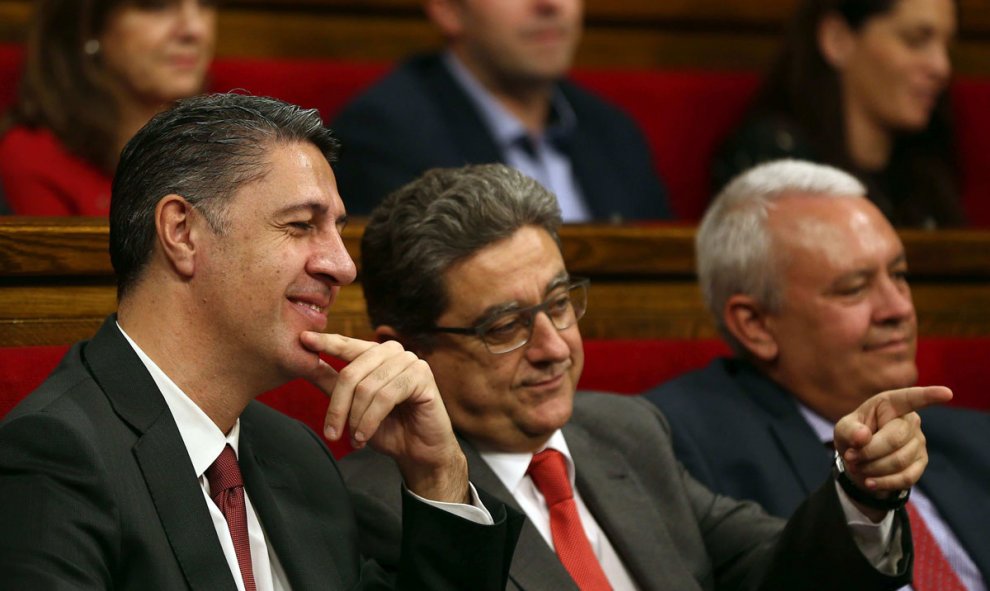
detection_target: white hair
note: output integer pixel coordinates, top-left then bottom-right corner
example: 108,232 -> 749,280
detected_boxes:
697,159 -> 867,353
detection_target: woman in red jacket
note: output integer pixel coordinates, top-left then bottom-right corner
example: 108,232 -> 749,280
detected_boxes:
0,0 -> 216,216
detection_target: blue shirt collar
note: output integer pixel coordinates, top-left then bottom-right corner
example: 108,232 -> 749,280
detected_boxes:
443,51 -> 577,149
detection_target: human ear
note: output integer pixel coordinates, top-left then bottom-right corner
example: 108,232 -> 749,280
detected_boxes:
424,0 -> 465,38
156,195 -> 199,279
723,294 -> 780,362
818,12 -> 856,69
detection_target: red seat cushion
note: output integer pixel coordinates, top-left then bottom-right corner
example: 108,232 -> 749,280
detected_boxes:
1,338 -> 987,462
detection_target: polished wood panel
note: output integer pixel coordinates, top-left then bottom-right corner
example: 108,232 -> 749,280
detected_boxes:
2,0 -> 990,73
3,218 -> 990,347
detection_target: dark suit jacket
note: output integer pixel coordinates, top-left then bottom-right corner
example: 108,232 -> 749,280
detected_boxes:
647,358 -> 990,583
330,53 -> 671,220
340,391 -> 910,591
0,317 -> 521,590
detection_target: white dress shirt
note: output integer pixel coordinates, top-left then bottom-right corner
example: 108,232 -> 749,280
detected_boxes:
480,430 -> 640,590
481,424 -> 914,590
118,323 -> 492,591
798,404 -> 986,591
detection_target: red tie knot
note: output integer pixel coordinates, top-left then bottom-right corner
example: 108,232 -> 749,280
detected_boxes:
528,448 -> 573,507
206,444 -> 244,499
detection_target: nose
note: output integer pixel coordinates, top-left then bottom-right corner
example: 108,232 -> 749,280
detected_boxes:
873,274 -> 915,325
534,0 -> 566,15
308,230 -> 358,287
927,41 -> 952,83
524,310 -> 572,363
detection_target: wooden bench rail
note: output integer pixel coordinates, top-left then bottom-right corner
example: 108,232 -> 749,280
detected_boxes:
4,217 -> 990,347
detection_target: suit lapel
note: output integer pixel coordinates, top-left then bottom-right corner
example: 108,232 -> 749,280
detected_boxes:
134,421 -> 238,591
461,441 -> 579,591
566,421 -> 687,590
767,413 -> 833,494
237,419 -> 345,591
734,366 -> 831,493
422,56 -> 509,165
84,317 -> 236,591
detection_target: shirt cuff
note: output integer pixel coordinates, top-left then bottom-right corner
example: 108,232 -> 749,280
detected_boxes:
405,482 -> 495,526
834,480 -> 903,574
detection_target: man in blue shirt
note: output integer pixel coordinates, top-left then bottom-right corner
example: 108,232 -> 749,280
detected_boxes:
331,0 -> 670,222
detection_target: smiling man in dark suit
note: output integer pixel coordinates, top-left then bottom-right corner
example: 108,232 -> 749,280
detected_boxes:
0,93 -> 521,590
340,162 -> 952,591
647,159 -> 989,591
330,0 -> 670,222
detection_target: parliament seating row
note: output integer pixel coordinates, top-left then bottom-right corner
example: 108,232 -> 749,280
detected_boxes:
1,337 -> 987,460
2,44 -> 990,224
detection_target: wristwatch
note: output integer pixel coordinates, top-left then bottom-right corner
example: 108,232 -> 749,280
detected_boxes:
833,451 -> 910,511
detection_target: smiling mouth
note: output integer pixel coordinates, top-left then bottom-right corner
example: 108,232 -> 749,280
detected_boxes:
864,338 -> 913,352
522,373 -> 565,389
288,297 -> 328,314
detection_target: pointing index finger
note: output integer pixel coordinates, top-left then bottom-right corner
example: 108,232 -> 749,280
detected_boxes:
874,386 -> 953,418
300,331 -> 378,363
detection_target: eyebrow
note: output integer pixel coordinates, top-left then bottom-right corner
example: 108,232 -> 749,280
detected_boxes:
830,252 -> 909,286
470,271 -> 571,325
274,202 -> 349,229
273,201 -> 330,218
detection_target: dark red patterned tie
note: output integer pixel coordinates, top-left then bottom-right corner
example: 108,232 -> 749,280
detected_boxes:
906,501 -> 965,591
528,449 -> 612,591
206,445 -> 257,591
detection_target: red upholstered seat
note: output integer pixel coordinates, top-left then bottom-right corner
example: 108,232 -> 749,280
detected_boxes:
3,338 -> 986,461
3,43 -> 990,224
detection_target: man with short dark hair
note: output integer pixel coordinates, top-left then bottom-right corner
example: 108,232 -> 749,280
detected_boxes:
342,162 -> 950,591
330,0 -> 670,221
0,93 -> 521,590
647,159 -> 989,590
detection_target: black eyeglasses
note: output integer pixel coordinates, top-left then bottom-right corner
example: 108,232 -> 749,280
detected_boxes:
430,278 -> 589,354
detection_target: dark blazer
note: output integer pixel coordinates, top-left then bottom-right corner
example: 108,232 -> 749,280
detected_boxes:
647,358 -> 990,583
330,53 -> 671,220
340,391 -> 910,591
0,317 -> 521,590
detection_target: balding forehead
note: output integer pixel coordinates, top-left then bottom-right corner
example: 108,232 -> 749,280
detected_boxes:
769,194 -> 902,269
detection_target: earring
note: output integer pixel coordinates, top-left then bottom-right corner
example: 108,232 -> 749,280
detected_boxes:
83,39 -> 100,56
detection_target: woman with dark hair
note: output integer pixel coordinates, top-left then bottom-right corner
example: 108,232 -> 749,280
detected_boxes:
0,0 -> 216,215
713,0 -> 962,227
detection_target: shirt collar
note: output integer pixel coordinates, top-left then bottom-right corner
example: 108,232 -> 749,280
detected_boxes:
443,51 -> 577,150
116,322 -> 239,478
479,430 -> 575,495
796,400 -> 836,444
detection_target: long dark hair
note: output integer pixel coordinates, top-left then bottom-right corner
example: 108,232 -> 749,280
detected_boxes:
1,0 -> 134,173
749,0 -> 963,226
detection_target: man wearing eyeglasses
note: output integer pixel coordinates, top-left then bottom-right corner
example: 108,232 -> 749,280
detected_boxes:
341,163 -> 947,591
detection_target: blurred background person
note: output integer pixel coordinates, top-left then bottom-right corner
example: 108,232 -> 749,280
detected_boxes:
330,0 -> 671,222
0,0 -> 216,216
712,0 -> 962,228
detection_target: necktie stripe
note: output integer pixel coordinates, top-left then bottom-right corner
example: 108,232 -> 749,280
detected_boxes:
906,501 -> 965,591
528,449 -> 612,591
206,445 -> 258,591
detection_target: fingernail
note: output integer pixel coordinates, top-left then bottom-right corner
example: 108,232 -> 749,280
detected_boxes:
324,426 -> 337,440
865,478 -> 877,490
845,449 -> 858,462
353,430 -> 366,443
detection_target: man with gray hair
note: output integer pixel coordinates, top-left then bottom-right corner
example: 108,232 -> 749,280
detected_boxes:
342,162 -> 951,590
0,93 -> 522,590
647,159 -> 990,590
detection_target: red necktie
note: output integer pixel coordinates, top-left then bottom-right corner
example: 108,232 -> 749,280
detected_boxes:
528,449 -> 612,591
906,501 -> 965,591
206,445 -> 257,591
